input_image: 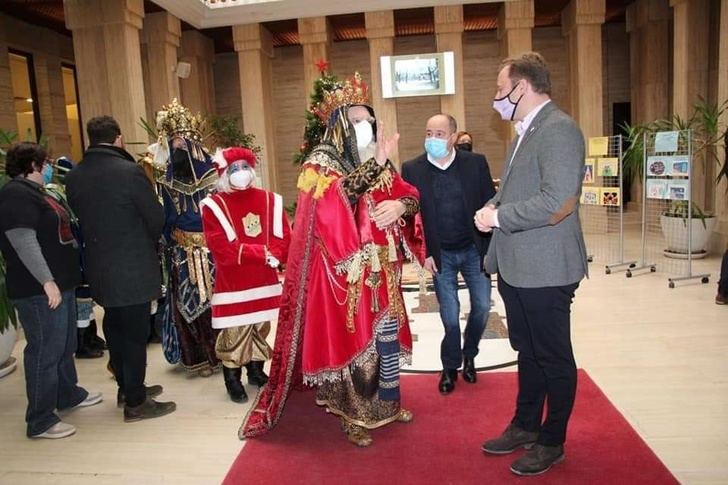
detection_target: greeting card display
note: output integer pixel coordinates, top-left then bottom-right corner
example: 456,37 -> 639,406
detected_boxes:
646,179 -> 668,199
583,159 -> 595,184
580,187 -> 600,205
646,155 -> 689,176
668,180 -> 689,200
600,187 -> 621,206
597,157 -> 619,177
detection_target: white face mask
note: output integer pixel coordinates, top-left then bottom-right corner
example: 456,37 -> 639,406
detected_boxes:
229,170 -> 254,190
353,120 -> 374,149
492,82 -> 523,121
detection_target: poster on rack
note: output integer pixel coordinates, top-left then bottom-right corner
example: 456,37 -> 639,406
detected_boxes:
654,131 -> 679,153
646,179 -> 669,199
597,157 -> 619,177
583,159 -> 595,184
580,187 -> 600,205
588,137 -> 609,157
600,187 -> 621,206
646,155 -> 689,176
668,180 -> 689,200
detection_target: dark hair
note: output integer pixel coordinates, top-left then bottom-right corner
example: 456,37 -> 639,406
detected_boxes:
5,142 -> 47,178
500,52 -> 552,96
456,131 -> 472,143
87,115 -> 121,145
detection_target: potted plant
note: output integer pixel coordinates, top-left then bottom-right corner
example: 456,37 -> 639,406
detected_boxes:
0,129 -> 19,377
622,98 -> 727,256
660,200 -> 717,258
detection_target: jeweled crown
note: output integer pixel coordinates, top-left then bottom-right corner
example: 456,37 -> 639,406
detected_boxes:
313,72 -> 370,122
155,98 -> 205,142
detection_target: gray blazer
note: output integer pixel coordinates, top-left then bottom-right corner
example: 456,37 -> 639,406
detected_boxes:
484,101 -> 588,288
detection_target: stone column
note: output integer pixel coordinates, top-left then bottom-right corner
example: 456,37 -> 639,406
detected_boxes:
179,30 -> 216,117
671,0 -> 712,211
0,14 -> 16,133
64,0 -> 148,146
625,0 -> 670,124
714,0 -> 728,249
141,12 -> 181,121
365,10 -> 399,165
497,1 -> 534,148
434,5 -> 465,128
562,0 -> 605,139
233,24 -> 277,191
298,17 -> 331,110
34,53 -> 72,156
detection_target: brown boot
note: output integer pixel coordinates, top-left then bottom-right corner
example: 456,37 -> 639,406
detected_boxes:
123,398 -> 176,422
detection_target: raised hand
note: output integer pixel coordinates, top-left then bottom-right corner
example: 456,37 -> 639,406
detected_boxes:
374,120 -> 400,166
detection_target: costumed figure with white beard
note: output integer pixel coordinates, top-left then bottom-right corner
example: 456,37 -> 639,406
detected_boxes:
241,73 -> 426,447
150,99 -> 220,377
200,147 -> 291,403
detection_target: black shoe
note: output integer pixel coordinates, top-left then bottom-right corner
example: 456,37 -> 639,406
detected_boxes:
75,328 -> 103,359
438,369 -> 458,394
123,397 -> 176,422
117,384 -> 164,408
86,320 -> 107,351
482,424 -> 539,454
223,366 -> 248,403
463,357 -> 477,383
509,444 -> 565,476
245,361 -> 269,387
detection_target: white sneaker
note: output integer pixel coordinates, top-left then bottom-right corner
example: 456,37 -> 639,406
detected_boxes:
31,421 -> 76,439
75,391 -> 103,408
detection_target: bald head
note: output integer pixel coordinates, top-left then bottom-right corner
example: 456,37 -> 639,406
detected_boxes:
426,114 -> 457,136
424,113 -> 458,162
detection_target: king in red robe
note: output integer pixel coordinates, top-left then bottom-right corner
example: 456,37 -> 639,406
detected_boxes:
241,73 -> 425,447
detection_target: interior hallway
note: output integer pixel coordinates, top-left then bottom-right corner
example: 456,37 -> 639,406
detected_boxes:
0,251 -> 725,484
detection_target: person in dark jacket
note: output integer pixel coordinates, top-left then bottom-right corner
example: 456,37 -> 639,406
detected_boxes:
0,142 -> 102,439
401,113 -> 496,395
65,116 -> 175,422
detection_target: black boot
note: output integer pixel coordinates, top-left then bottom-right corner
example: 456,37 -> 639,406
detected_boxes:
245,361 -> 269,387
86,320 -> 107,351
75,328 -> 103,359
223,366 -> 248,403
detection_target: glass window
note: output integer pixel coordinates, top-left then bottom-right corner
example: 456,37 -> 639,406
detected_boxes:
62,64 -> 84,162
8,50 -> 40,141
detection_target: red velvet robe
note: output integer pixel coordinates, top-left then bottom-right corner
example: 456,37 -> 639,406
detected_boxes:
241,153 -> 425,438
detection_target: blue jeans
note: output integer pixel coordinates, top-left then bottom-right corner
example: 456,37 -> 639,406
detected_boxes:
433,243 -> 491,370
12,289 -> 88,437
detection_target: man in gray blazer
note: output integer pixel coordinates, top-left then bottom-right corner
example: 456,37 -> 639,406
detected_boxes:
475,52 -> 588,476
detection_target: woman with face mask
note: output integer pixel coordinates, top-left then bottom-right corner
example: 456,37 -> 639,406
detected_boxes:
0,142 -> 102,439
455,131 -> 473,152
242,73 -> 426,448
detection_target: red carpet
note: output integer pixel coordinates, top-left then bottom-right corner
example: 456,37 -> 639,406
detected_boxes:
224,370 -> 677,484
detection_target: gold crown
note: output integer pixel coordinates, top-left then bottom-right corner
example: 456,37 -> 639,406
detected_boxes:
155,98 -> 205,142
313,72 -> 370,122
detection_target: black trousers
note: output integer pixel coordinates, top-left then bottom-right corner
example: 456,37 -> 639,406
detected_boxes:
103,302 -> 150,407
719,250 -> 728,296
498,275 -> 579,446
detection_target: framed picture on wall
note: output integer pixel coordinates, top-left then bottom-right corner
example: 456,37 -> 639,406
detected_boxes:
380,52 -> 455,98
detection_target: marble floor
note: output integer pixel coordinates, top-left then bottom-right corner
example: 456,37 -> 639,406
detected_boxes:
0,251 -> 725,484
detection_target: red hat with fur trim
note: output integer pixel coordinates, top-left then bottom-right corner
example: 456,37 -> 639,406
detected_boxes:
212,147 -> 257,175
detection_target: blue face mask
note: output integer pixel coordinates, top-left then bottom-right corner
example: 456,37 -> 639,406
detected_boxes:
424,137 -> 450,160
42,163 -> 54,185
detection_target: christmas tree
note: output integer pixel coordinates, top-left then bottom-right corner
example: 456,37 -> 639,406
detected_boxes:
294,60 -> 341,165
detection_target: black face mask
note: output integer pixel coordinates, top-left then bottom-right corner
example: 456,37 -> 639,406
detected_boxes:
456,143 -> 472,152
171,149 -> 192,178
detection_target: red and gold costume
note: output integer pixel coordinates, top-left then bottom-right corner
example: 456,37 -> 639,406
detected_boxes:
201,147 -> 291,403
242,73 -> 425,444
